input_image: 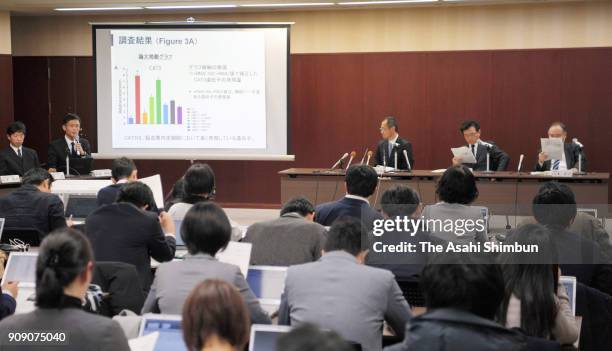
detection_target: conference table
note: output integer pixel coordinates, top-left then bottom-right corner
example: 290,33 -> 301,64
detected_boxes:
279,169 -> 610,219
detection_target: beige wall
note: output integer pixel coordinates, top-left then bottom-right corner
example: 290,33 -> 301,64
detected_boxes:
10,1 -> 612,56
0,12 -> 11,54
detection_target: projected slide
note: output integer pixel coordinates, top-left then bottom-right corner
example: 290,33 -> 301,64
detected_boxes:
110,30 -> 267,149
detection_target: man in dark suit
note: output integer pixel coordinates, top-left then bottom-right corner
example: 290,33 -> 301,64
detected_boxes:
97,157 -> 138,207
0,168 -> 67,236
315,164 -> 383,229
533,182 -> 612,296
0,121 -> 40,176
47,113 -> 91,174
375,116 -> 414,170
534,122 -> 586,172
452,120 -> 509,171
85,182 -> 176,292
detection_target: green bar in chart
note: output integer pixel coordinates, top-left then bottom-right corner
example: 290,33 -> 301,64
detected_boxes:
156,79 -> 162,124
149,96 -> 155,124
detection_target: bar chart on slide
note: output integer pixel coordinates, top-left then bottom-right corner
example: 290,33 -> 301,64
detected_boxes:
110,29 -> 267,149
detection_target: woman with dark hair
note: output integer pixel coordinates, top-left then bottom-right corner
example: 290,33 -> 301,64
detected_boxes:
0,228 -> 129,350
182,279 -> 250,351
497,224 -> 579,345
143,202 -> 270,324
168,163 -> 242,240
421,165 -> 488,243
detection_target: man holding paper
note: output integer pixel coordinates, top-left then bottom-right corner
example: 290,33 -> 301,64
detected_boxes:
451,120 -> 509,171
534,122 -> 586,173
375,116 -> 414,170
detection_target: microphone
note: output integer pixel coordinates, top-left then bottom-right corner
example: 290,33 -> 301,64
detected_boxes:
359,148 -> 368,165
402,149 -> 412,171
365,150 -> 373,165
572,138 -> 584,149
517,154 -> 524,173
345,151 -> 357,170
331,153 -> 349,170
74,133 -> 81,156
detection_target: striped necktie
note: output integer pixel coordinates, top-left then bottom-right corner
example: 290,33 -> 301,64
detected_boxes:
552,159 -> 560,170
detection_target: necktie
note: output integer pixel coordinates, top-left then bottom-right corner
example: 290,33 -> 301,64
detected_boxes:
552,159 -> 560,170
71,142 -> 77,157
17,148 -> 22,158
471,144 -> 476,156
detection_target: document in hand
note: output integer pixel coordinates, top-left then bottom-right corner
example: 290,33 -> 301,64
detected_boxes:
451,146 -> 477,164
541,138 -> 564,160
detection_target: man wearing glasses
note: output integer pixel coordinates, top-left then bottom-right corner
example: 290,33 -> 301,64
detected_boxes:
452,120 -> 509,171
375,116 -> 414,170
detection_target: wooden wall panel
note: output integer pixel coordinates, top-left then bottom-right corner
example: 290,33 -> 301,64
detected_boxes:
0,54 -> 13,145
11,47 -> 612,206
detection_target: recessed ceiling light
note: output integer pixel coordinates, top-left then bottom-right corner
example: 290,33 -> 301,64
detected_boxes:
240,2 -> 335,7
338,0 -> 437,5
145,5 -> 238,9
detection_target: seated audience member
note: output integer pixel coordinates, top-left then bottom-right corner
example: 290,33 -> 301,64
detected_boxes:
164,177 -> 186,211
0,121 -> 40,176
277,323 -> 354,351
315,164 -> 383,229
182,280 -> 250,351
451,119 -> 510,171
85,182 -> 176,292
168,163 -> 241,240
142,202 -> 270,324
421,165 -> 488,243
385,253 -> 558,351
521,211 -> 612,261
534,122 -> 586,173
242,196 -> 327,266
0,229 -> 129,351
497,224 -> 579,345
532,182 -> 612,295
279,217 -> 411,351
366,186 -> 440,282
96,157 -> 138,207
0,168 -> 66,236
0,282 -> 18,321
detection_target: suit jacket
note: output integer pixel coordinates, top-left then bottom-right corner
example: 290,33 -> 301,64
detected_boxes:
575,282 -> 612,351
279,251 -> 412,351
375,137 -> 414,170
315,196 -> 383,230
85,202 -> 176,292
0,289 -> 16,322
461,141 -> 510,171
96,184 -> 123,207
384,308 -> 559,351
92,261 -> 146,317
142,253 -> 271,324
421,202 -> 489,244
534,142 -> 586,172
550,228 -> 612,296
242,212 -> 327,266
0,301 -> 129,351
0,146 -> 40,176
0,184 -> 66,236
47,137 -> 91,170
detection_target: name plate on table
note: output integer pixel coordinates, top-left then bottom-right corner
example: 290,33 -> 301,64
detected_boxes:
50,172 -> 66,180
0,175 -> 20,184
90,169 -> 112,177
549,170 -> 574,178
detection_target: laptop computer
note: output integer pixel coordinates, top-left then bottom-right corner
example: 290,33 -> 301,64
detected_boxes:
173,220 -> 185,246
248,324 -> 292,351
560,276 -> 577,316
64,194 -> 99,220
2,252 -> 38,288
247,266 -> 288,314
139,314 -> 186,351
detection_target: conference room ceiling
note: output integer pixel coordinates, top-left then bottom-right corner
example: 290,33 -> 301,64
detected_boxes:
0,0 -> 599,15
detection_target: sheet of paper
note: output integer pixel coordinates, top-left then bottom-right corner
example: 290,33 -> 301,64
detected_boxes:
139,174 -> 164,209
128,331 -> 159,351
216,241 -> 252,278
51,179 -> 112,195
541,138 -> 564,160
451,146 -> 477,164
